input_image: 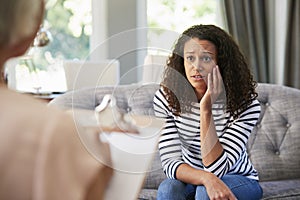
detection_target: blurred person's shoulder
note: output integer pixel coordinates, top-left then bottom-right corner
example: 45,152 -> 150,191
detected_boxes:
0,86 -> 77,141
0,86 -> 109,199
0,86 -> 68,118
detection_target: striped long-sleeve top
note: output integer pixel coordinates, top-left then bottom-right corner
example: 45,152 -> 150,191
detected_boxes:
153,88 -> 261,180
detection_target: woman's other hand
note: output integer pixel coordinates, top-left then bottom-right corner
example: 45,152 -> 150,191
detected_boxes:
203,172 -> 237,200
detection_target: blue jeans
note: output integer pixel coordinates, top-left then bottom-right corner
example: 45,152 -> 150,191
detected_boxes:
157,174 -> 263,200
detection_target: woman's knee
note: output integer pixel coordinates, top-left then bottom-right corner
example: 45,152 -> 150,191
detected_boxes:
195,185 -> 210,200
221,175 -> 263,200
157,179 -> 186,200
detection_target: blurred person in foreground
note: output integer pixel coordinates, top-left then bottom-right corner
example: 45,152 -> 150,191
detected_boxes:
0,0 -> 113,199
153,24 -> 263,200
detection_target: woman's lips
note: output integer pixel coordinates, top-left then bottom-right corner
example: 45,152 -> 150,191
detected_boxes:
192,75 -> 205,81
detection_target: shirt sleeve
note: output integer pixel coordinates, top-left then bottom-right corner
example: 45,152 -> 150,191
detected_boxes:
203,99 -> 261,177
153,88 -> 184,179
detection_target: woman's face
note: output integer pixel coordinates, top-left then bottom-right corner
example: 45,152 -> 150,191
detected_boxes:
183,38 -> 217,98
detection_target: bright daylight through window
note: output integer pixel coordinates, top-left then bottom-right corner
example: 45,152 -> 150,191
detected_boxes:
147,0 -> 221,55
7,0 -> 221,93
8,0 -> 92,93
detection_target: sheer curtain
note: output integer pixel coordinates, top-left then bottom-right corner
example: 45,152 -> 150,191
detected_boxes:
221,0 -> 300,89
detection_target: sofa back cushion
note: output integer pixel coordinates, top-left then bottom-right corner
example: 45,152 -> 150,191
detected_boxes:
247,83 -> 300,181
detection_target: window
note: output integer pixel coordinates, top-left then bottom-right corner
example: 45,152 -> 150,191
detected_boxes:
43,0 -> 92,60
147,0 -> 222,55
7,0 -> 223,92
9,0 -> 92,93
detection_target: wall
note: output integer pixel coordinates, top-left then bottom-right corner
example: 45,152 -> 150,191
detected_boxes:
90,0 -> 147,84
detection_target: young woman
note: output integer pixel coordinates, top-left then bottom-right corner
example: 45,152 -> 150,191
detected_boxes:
153,24 -> 263,200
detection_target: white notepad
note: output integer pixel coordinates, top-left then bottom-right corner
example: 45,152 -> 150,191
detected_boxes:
100,115 -> 163,200
71,109 -> 163,200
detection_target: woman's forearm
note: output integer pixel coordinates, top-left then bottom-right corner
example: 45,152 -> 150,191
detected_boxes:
176,163 -> 211,185
200,109 -> 223,166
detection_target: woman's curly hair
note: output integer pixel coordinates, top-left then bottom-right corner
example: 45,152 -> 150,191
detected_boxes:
161,24 -> 257,119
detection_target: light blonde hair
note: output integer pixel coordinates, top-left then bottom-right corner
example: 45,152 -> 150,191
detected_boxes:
0,0 -> 43,46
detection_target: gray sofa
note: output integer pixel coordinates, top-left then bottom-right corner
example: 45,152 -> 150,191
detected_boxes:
50,83 -> 300,199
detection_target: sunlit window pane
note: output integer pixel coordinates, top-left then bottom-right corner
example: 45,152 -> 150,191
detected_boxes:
147,0 -> 220,55
44,0 -> 92,60
9,0 -> 92,93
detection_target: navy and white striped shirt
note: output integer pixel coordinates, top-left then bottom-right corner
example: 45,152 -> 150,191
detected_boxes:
153,88 -> 261,180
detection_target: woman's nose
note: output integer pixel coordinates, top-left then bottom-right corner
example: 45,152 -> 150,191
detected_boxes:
192,59 -> 203,71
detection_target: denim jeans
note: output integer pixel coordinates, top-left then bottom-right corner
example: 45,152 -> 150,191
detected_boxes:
157,174 -> 263,200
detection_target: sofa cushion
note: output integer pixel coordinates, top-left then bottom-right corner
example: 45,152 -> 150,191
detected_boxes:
143,152 -> 166,189
247,83 -> 300,182
138,189 -> 157,200
260,179 -> 300,199
123,84 -> 160,116
50,83 -> 160,115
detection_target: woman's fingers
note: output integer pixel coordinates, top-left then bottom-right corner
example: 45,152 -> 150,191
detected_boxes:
209,66 -> 222,95
201,65 -> 223,108
213,66 -> 218,90
216,66 -> 223,92
207,72 -> 212,91
213,66 -> 223,90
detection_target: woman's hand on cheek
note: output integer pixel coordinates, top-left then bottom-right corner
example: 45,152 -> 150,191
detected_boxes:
200,66 -> 223,110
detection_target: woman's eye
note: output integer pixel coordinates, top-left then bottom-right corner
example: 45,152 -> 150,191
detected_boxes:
186,56 -> 194,61
201,56 -> 212,63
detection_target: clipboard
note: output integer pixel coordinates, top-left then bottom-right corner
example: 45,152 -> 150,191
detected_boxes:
71,109 -> 164,200
101,115 -> 163,200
